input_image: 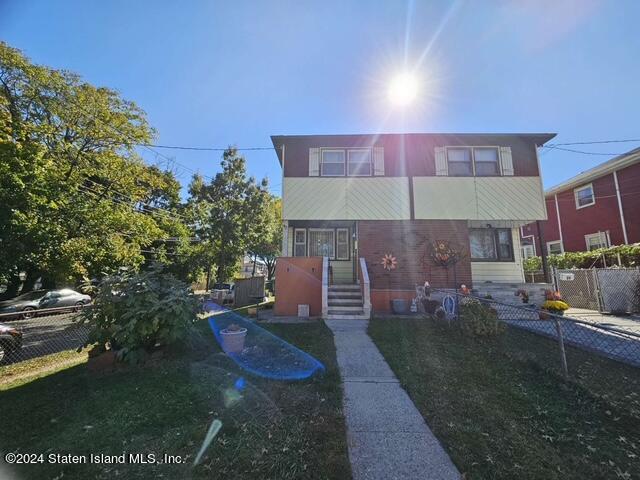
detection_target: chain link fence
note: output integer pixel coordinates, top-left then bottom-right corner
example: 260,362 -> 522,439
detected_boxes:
429,289 -> 640,416
554,267 -> 640,314
0,305 -> 91,365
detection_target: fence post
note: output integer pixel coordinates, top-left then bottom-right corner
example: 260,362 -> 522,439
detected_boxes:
553,318 -> 569,379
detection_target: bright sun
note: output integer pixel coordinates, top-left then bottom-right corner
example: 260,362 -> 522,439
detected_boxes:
388,72 -> 419,107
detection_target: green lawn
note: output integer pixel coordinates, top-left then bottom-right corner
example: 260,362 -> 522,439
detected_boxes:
0,319 -> 350,480
369,317 -> 640,480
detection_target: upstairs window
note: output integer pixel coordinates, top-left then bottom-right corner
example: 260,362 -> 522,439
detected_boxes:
447,148 -> 473,176
574,184 -> 595,209
469,228 -> 514,261
474,148 -> 500,176
347,149 -> 372,176
446,147 -> 502,176
321,150 -> 345,176
320,148 -> 373,176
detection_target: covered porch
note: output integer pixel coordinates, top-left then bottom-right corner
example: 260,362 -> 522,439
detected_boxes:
283,220 -> 358,285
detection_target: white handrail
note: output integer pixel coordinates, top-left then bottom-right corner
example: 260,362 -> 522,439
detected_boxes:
322,256 -> 329,318
359,257 -> 371,318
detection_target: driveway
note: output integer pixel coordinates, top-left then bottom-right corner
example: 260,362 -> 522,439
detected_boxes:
3,312 -> 89,364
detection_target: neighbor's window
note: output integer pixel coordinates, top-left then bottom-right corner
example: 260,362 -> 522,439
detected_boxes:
574,184 -> 595,209
347,149 -> 372,176
308,229 -> 335,257
294,229 -> 306,256
585,232 -> 609,251
336,228 -> 350,260
547,241 -> 563,255
469,228 -> 514,261
474,147 -> 500,176
521,244 -> 535,259
321,150 -> 345,176
447,148 -> 473,176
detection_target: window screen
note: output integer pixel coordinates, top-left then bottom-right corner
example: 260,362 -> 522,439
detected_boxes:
348,150 -> 372,176
474,148 -> 500,176
321,150 -> 345,176
447,148 -> 473,176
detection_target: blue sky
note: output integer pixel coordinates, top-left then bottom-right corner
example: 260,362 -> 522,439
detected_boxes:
2,0 -> 639,195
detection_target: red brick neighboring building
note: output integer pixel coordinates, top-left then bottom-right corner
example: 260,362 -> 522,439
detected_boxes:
520,147 -> 640,257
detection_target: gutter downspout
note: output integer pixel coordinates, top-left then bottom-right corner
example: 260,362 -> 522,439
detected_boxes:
554,194 -> 564,253
613,170 -> 629,244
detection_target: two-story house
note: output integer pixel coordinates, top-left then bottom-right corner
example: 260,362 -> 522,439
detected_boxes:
520,146 -> 640,258
272,133 -> 556,319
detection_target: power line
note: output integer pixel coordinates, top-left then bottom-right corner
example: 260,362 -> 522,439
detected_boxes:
140,143 -> 276,152
540,145 -> 627,156
547,138 -> 640,147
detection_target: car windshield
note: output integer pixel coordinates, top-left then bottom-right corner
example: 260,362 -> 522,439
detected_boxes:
14,290 -> 47,301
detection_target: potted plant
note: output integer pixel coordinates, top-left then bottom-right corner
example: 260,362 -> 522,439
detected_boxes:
515,289 -> 530,304
541,290 -> 570,317
220,323 -> 248,354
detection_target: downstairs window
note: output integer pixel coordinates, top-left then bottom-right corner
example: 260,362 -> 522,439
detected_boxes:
469,228 -> 514,261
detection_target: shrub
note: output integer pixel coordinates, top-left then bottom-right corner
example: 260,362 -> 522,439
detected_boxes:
459,300 -> 505,337
523,242 -> 640,272
83,264 -> 199,363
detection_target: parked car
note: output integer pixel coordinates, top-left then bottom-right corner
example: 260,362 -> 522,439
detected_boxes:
0,289 -> 92,319
0,322 -> 22,362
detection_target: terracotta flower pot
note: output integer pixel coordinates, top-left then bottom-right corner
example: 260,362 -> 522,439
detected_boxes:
220,327 -> 248,354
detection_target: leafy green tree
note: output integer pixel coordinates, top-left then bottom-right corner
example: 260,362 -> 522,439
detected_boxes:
0,42 -> 191,297
249,196 -> 282,280
187,148 -> 270,284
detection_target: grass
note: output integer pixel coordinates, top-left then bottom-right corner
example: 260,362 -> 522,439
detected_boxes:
0,349 -> 89,389
0,318 -> 350,480
369,317 -> 640,480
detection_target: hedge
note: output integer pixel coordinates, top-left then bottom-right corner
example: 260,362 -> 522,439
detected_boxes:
523,243 -> 640,272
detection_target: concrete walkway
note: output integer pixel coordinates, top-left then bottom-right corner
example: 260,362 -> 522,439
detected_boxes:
325,319 -> 459,480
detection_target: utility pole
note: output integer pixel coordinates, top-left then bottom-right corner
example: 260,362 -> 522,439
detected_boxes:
537,220 -> 550,284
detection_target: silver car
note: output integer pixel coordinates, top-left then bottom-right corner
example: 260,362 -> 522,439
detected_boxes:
0,289 -> 92,319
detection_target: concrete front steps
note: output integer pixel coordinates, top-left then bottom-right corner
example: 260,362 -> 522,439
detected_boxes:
327,284 -> 369,320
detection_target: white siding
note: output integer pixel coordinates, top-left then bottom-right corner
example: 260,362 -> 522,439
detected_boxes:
413,176 -> 546,221
471,228 -> 525,283
282,177 -> 410,220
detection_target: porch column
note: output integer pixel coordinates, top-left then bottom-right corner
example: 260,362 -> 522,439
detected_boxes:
282,220 -> 289,256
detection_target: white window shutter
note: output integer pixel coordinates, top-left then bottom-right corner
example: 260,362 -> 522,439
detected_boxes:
373,146 -> 384,175
435,147 -> 447,176
500,146 -> 514,176
309,148 -> 320,176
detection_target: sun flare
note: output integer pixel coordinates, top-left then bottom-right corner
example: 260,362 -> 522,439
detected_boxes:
387,72 -> 419,107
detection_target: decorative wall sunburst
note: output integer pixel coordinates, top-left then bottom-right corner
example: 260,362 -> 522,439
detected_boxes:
381,253 -> 397,271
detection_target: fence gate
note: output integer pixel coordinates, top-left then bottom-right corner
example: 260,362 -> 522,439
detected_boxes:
595,268 -> 640,313
553,268 -> 601,311
554,267 -> 640,314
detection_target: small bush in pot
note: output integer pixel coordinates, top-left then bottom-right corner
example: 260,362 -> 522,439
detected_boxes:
82,264 -> 198,364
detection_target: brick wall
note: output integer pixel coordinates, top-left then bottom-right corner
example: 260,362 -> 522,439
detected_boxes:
358,220 -> 472,290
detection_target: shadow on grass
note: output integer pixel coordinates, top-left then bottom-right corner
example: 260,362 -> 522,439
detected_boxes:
369,317 -> 640,480
0,320 -> 350,480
